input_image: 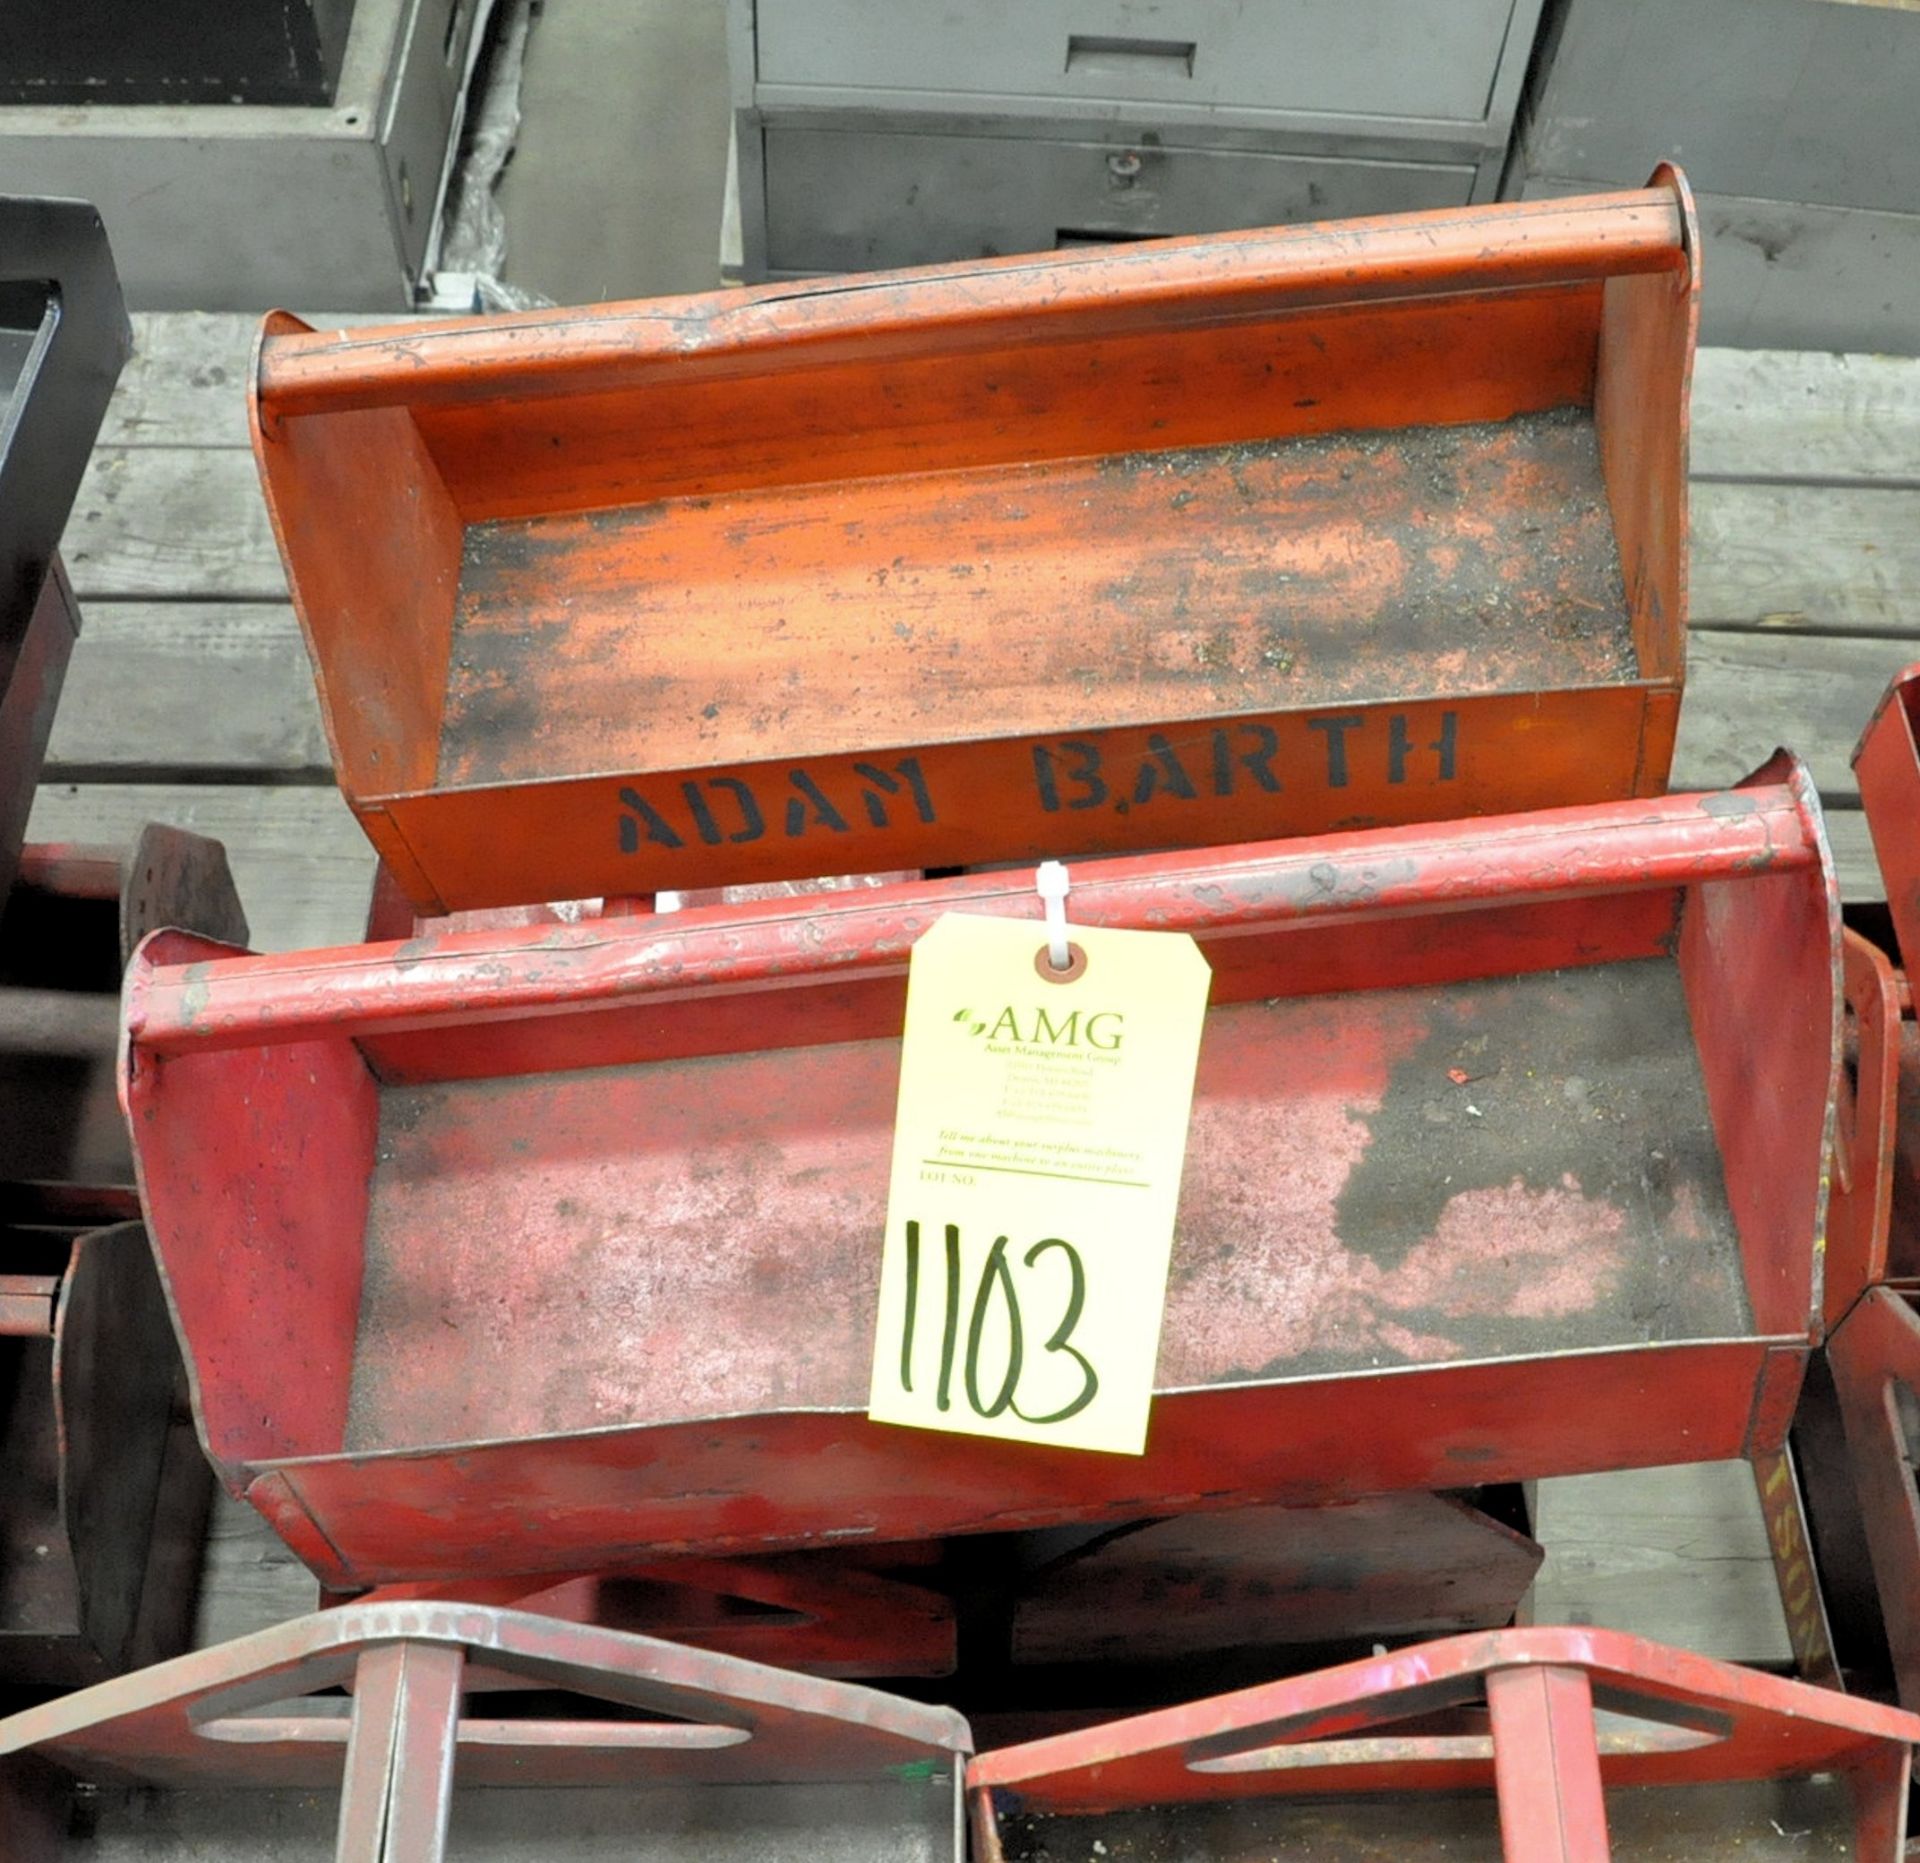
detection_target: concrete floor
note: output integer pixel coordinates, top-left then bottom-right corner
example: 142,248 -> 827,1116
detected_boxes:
498,0 -> 730,304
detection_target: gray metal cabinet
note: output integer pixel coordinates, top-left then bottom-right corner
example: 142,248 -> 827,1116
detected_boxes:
764,126 -> 1473,273
0,0 -> 488,310
1508,0 -> 1920,352
729,0 -> 1547,281
756,0 -> 1525,126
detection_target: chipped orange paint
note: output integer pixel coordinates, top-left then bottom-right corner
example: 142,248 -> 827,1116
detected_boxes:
252,174 -> 1701,913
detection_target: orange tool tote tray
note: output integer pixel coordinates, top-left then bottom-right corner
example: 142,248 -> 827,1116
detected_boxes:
252,171 -> 1699,914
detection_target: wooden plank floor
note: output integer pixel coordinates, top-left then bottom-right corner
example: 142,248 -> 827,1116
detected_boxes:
35,317 -> 1920,1667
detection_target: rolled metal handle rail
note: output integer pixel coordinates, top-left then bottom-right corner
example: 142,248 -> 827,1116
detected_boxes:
254,180 -> 1694,421
125,773 -> 1818,1058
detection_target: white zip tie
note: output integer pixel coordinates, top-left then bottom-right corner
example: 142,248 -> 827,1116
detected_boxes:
1037,860 -> 1071,971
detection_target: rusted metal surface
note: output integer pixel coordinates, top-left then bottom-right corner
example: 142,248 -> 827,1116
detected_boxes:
335,1639 -> 463,1861
1827,929 -> 1908,1324
1486,1664 -> 1609,1862
122,768 -> 1835,1588
252,176 -> 1698,914
336,960 -> 1743,1455
0,1604 -> 971,1861
968,1627 -> 1920,1860
0,829 -> 246,1686
438,409 -> 1632,785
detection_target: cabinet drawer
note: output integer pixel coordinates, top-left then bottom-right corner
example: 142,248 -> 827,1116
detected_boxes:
1518,0 -> 1920,215
1521,176 -> 1920,356
763,127 -> 1475,275
755,0 -> 1522,127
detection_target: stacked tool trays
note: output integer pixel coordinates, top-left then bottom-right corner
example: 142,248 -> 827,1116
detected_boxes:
10,172 -> 1920,1857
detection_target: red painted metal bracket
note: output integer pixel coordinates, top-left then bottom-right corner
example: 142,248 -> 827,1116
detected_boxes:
968,1626 -> 1920,1860
0,1603 -> 971,1861
353,1553 -> 960,1679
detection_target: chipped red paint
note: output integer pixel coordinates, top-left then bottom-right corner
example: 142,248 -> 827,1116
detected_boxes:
121,769 -> 1836,1587
968,1627 -> 1920,1859
0,1604 -> 970,1860
350,1555 -> 959,1680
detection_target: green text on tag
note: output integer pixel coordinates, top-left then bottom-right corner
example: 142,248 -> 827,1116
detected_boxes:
868,912 -> 1210,1456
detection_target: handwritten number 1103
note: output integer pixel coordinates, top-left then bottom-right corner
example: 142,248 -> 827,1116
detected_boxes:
898,1221 -> 1099,1425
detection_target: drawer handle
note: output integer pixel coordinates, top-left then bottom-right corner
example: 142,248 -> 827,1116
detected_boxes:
1065,33 -> 1196,77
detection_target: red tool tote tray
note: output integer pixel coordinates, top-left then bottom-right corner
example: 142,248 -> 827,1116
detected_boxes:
251,173 -> 1698,914
122,764 -> 1834,1589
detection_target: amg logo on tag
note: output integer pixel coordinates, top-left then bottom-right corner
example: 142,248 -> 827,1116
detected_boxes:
954,1006 -> 1125,1052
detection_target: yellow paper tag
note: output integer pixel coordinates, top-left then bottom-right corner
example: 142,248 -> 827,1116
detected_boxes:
868,911 -> 1211,1456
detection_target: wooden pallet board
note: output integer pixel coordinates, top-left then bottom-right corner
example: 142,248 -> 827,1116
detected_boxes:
25,782 -> 374,954
52,604 -> 329,780
112,318 -> 1920,481
1529,1461 -> 1792,1665
62,427 -> 1920,632
1673,631 -> 1920,801
1692,482 -> 1920,636
65,449 -> 285,602
1823,809 -> 1884,900
107,312 -> 395,451
191,1495 -> 321,1650
1690,348 -> 1920,487
48,599 -> 1918,804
